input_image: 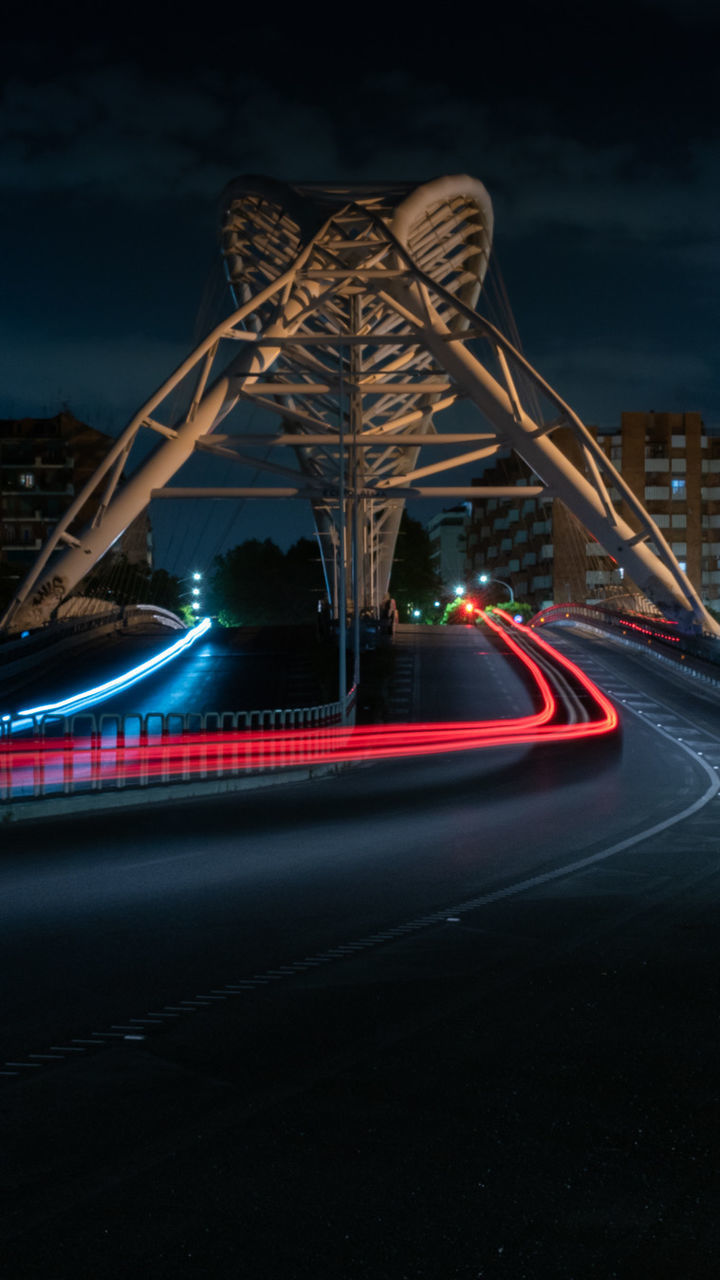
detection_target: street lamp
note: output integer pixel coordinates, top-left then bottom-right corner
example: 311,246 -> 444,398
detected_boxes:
183,570 -> 204,620
478,573 -> 515,603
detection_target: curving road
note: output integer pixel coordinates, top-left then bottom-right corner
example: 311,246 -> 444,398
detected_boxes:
2,623 -> 720,1277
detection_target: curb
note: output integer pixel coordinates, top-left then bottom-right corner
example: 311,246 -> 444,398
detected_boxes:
0,759 -> 354,825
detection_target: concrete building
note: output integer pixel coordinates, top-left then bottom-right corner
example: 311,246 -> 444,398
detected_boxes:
427,504 -> 470,593
466,411 -> 720,615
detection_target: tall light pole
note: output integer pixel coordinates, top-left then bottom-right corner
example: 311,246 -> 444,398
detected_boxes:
479,573 -> 514,603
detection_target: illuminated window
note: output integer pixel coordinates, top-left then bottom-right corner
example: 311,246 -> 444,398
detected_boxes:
671,479 -> 686,499
19,473 -> 35,488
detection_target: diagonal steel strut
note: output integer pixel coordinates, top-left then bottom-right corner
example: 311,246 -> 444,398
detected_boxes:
3,173 -> 716,637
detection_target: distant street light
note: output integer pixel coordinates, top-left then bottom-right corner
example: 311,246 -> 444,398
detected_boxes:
478,573 -> 515,603
454,584 -> 465,596
182,570 -> 204,622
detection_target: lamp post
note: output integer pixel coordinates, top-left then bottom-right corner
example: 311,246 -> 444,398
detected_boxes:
478,573 -> 514,603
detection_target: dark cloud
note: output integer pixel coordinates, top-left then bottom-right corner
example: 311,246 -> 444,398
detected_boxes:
0,0 -> 718,452
2,60 -> 716,246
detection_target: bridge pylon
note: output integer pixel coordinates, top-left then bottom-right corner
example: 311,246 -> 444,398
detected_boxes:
3,174 -> 717,637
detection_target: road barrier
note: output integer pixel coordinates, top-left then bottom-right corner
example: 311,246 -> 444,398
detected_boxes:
0,604 -> 186,703
0,689 -> 356,804
531,601 -> 720,686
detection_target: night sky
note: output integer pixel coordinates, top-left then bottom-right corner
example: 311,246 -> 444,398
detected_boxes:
2,1 -> 718,566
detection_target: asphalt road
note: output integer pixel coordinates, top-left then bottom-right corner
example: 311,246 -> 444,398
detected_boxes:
5,625 -> 304,721
2,623 -> 720,1278
8,615 -> 538,726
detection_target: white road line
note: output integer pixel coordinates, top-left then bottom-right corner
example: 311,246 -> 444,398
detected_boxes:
7,663 -> 718,1087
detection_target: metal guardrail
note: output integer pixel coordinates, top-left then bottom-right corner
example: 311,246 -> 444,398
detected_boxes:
531,601 -> 720,678
0,604 -> 186,699
1,603 -> 185,648
531,602 -> 682,643
0,690 -> 356,804
0,605 -> 122,654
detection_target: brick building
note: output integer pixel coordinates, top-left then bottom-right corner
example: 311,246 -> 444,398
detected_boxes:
466,411 -> 720,614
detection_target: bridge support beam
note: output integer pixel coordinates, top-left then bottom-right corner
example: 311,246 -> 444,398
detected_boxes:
3,173 -> 716,638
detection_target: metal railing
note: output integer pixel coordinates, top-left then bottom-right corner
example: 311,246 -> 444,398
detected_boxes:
0,603 -> 185,694
531,601 -> 720,680
0,689 -> 356,804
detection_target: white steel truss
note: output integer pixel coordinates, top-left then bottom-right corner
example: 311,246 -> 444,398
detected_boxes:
2,174 -> 717,636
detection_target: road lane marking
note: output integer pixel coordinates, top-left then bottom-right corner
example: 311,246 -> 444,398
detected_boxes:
6,660 -> 718,1086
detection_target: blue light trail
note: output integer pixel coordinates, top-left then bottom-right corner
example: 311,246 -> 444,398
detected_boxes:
3,617 -> 212,732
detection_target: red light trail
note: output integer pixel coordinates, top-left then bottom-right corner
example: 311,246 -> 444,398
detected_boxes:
0,618 -> 618,799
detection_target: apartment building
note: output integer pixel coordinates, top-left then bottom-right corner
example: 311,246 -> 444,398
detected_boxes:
466,411 -> 720,614
0,410 -> 151,587
427,504 -> 470,593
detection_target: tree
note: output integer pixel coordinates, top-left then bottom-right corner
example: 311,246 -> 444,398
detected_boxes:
207,537 -> 325,626
486,601 -> 532,621
442,597 -> 481,624
284,538 -> 327,622
389,512 -> 443,622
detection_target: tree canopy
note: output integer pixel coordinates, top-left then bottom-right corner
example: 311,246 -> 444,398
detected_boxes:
207,537 -> 325,626
389,512 -> 443,621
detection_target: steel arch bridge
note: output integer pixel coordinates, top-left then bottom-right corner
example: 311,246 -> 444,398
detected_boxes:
2,174 -> 717,637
